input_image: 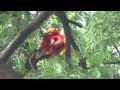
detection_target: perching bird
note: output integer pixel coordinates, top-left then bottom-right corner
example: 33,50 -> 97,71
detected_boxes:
25,28 -> 66,70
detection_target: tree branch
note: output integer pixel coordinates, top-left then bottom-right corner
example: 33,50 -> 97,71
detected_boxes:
68,20 -> 83,28
56,11 -> 80,61
79,58 -> 87,70
112,51 -> 120,55
0,61 -> 22,79
103,61 -> 120,64
0,11 -> 52,62
113,41 -> 120,57
0,11 -> 52,79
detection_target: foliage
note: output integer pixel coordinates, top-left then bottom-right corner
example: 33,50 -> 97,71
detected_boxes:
0,11 -> 120,79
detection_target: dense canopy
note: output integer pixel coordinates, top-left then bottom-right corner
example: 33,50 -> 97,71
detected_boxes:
0,11 -> 120,79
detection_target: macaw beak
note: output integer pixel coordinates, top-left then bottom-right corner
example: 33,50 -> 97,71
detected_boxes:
50,39 -> 56,46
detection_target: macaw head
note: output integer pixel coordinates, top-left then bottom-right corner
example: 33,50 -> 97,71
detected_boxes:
44,28 -> 66,54
38,28 -> 66,57
43,28 -> 60,36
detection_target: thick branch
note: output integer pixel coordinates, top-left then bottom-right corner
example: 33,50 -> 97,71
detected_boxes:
0,11 -> 52,62
56,11 -> 80,60
0,61 -> 22,79
0,11 -> 52,79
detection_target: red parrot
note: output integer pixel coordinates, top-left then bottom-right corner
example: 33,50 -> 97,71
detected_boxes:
25,28 -> 66,70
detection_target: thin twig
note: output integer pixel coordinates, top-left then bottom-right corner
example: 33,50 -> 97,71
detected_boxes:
113,41 -> 120,57
103,61 -> 120,64
68,20 -> 83,28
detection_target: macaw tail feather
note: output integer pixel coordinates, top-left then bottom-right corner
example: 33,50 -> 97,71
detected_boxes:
25,52 -> 52,70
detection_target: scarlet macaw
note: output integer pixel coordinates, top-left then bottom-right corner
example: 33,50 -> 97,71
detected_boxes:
25,28 -> 66,70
